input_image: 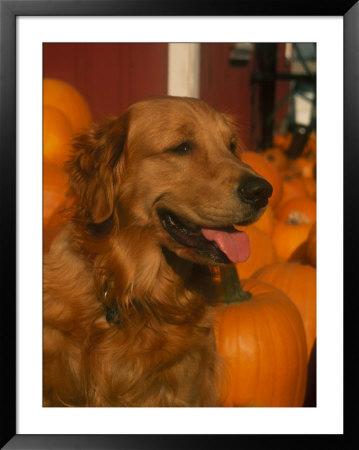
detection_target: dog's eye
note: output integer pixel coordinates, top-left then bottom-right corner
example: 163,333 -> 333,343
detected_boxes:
229,141 -> 237,154
168,142 -> 192,155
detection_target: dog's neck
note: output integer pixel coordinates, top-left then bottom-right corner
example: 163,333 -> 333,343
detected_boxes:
161,247 -> 216,297
97,244 -> 216,327
73,219 -> 217,327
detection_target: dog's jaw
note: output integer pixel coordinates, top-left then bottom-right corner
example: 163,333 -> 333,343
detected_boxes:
156,207 -> 252,265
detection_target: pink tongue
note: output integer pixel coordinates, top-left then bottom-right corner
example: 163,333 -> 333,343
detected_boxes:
201,228 -> 250,263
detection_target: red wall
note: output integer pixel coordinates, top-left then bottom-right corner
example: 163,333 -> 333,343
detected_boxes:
200,43 -> 254,148
43,43 -> 290,149
200,43 -> 291,149
43,43 -> 168,123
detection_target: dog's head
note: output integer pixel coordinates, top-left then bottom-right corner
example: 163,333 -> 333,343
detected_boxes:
67,96 -> 272,265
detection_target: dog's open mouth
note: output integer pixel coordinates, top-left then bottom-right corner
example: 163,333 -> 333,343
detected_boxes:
157,208 -> 250,264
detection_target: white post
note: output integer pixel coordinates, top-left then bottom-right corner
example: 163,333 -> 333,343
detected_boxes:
167,43 -> 200,98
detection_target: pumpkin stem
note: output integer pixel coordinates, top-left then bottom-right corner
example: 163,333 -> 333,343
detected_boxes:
219,265 -> 252,303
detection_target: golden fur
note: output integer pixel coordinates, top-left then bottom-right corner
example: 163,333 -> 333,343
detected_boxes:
43,96 -> 268,407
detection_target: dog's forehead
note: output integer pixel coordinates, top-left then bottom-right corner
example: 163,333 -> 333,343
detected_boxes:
126,96 -> 233,148
130,97 -> 221,122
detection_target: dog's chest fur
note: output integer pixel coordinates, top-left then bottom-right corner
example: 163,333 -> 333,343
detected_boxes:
43,227 -> 221,407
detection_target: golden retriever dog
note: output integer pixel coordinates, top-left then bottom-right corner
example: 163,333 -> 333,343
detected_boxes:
43,95 -> 272,407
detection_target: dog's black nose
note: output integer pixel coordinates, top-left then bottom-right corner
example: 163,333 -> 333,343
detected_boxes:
238,176 -> 273,208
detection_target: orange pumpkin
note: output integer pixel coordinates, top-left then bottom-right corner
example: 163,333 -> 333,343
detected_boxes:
262,147 -> 288,171
43,164 -> 68,227
277,171 -> 309,208
273,132 -> 292,151
43,105 -> 74,168
305,222 -> 317,267
303,177 -> 317,199
246,203 -> 275,236
253,262 -> 316,361
288,155 -> 316,179
275,198 -> 316,224
272,219 -> 312,261
302,132 -> 316,159
241,151 -> 283,208
43,78 -> 92,133
288,222 -> 316,267
234,225 -> 277,279
215,266 -> 307,407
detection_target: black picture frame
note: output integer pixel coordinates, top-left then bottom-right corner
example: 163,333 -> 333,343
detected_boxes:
1,1 -> 357,448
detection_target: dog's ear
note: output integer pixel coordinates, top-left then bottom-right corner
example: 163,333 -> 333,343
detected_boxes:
66,114 -> 128,224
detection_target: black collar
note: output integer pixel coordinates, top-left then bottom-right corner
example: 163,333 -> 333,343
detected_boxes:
103,282 -> 121,326
105,301 -> 120,324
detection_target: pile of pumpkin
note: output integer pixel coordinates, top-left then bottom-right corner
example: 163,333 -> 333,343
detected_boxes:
43,78 -> 92,250
213,135 -> 317,407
